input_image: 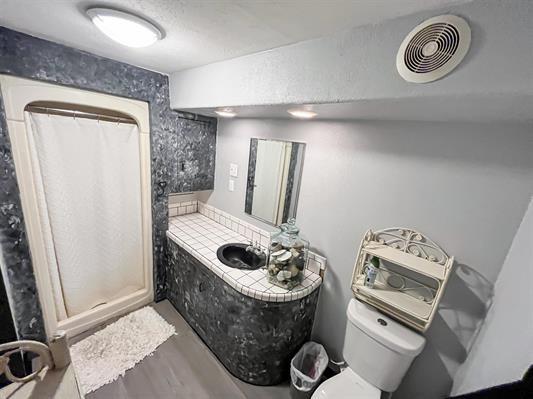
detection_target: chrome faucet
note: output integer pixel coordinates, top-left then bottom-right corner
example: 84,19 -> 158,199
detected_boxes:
246,241 -> 264,257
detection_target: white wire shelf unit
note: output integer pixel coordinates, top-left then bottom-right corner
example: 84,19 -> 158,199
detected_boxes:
351,228 -> 454,332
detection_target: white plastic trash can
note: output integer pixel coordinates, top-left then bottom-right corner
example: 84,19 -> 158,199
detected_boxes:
290,342 -> 329,399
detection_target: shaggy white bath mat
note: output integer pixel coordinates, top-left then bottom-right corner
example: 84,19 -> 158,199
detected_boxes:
70,306 -> 176,394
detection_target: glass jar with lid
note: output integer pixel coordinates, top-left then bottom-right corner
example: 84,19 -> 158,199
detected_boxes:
266,218 -> 309,290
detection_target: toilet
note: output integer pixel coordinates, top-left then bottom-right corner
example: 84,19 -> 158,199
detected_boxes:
312,298 -> 426,398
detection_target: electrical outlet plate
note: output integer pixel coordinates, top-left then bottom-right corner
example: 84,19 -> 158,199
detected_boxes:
228,179 -> 235,192
229,163 -> 238,177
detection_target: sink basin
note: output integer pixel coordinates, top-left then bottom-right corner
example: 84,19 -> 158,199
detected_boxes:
217,243 -> 266,270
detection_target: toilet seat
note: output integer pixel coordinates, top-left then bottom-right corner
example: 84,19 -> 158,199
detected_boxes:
311,367 -> 381,399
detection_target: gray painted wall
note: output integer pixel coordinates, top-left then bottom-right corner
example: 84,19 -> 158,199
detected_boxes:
451,197 -> 533,395
201,118 -> 533,398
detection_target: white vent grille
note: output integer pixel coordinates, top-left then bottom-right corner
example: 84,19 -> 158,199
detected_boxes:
397,15 -> 471,83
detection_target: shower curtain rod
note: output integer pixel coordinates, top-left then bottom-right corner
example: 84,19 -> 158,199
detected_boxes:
26,105 -> 137,124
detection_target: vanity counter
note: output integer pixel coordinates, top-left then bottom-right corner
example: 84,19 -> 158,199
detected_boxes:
165,202 -> 326,385
166,211 -> 322,302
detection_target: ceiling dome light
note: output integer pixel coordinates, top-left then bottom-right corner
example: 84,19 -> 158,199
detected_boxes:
87,8 -> 163,48
215,109 -> 237,118
287,109 -> 317,119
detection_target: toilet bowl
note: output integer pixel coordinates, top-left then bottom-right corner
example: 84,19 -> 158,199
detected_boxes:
312,298 -> 426,398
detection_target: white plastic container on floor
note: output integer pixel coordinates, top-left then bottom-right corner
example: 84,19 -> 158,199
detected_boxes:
290,342 -> 329,399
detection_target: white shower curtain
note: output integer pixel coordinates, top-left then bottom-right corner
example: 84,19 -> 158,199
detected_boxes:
25,112 -> 144,320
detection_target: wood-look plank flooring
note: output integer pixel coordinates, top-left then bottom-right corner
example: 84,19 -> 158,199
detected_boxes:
71,301 -> 291,399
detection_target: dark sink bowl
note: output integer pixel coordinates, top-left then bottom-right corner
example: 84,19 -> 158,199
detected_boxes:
217,243 -> 266,270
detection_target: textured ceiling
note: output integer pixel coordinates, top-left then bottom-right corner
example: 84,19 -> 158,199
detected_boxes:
0,0 -> 471,73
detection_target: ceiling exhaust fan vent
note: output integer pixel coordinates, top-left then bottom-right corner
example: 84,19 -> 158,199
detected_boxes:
396,15 -> 471,83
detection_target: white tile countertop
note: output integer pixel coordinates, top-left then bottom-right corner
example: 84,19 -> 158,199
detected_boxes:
166,207 -> 324,302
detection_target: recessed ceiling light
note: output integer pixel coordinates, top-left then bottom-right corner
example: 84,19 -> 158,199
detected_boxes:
287,109 -> 317,119
87,8 -> 163,48
215,109 -> 237,118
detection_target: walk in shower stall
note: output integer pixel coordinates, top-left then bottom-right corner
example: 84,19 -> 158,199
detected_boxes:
0,75 -> 153,338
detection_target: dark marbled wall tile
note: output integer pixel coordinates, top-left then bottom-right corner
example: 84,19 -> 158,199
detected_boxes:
0,91 -> 46,341
174,118 -> 217,193
244,138 -> 258,215
0,27 -> 216,340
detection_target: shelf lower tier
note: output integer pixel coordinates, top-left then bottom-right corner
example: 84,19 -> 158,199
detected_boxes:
363,244 -> 446,280
353,277 -> 432,320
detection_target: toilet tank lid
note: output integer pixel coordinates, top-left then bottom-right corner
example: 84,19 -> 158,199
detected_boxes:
347,299 -> 426,356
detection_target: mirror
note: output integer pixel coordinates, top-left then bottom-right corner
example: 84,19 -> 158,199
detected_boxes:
245,138 -> 305,226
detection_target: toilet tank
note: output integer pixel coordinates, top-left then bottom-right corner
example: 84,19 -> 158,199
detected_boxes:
343,299 -> 426,392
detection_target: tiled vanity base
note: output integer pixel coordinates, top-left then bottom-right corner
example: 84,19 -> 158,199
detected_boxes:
167,239 -> 320,385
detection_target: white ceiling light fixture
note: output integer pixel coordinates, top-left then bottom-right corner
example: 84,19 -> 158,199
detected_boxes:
215,109 -> 237,118
287,109 -> 317,119
87,8 -> 163,48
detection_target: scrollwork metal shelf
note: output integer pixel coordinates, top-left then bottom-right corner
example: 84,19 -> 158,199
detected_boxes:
351,228 -> 454,332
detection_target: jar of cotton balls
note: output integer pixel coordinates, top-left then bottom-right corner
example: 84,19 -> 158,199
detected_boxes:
266,218 -> 309,290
